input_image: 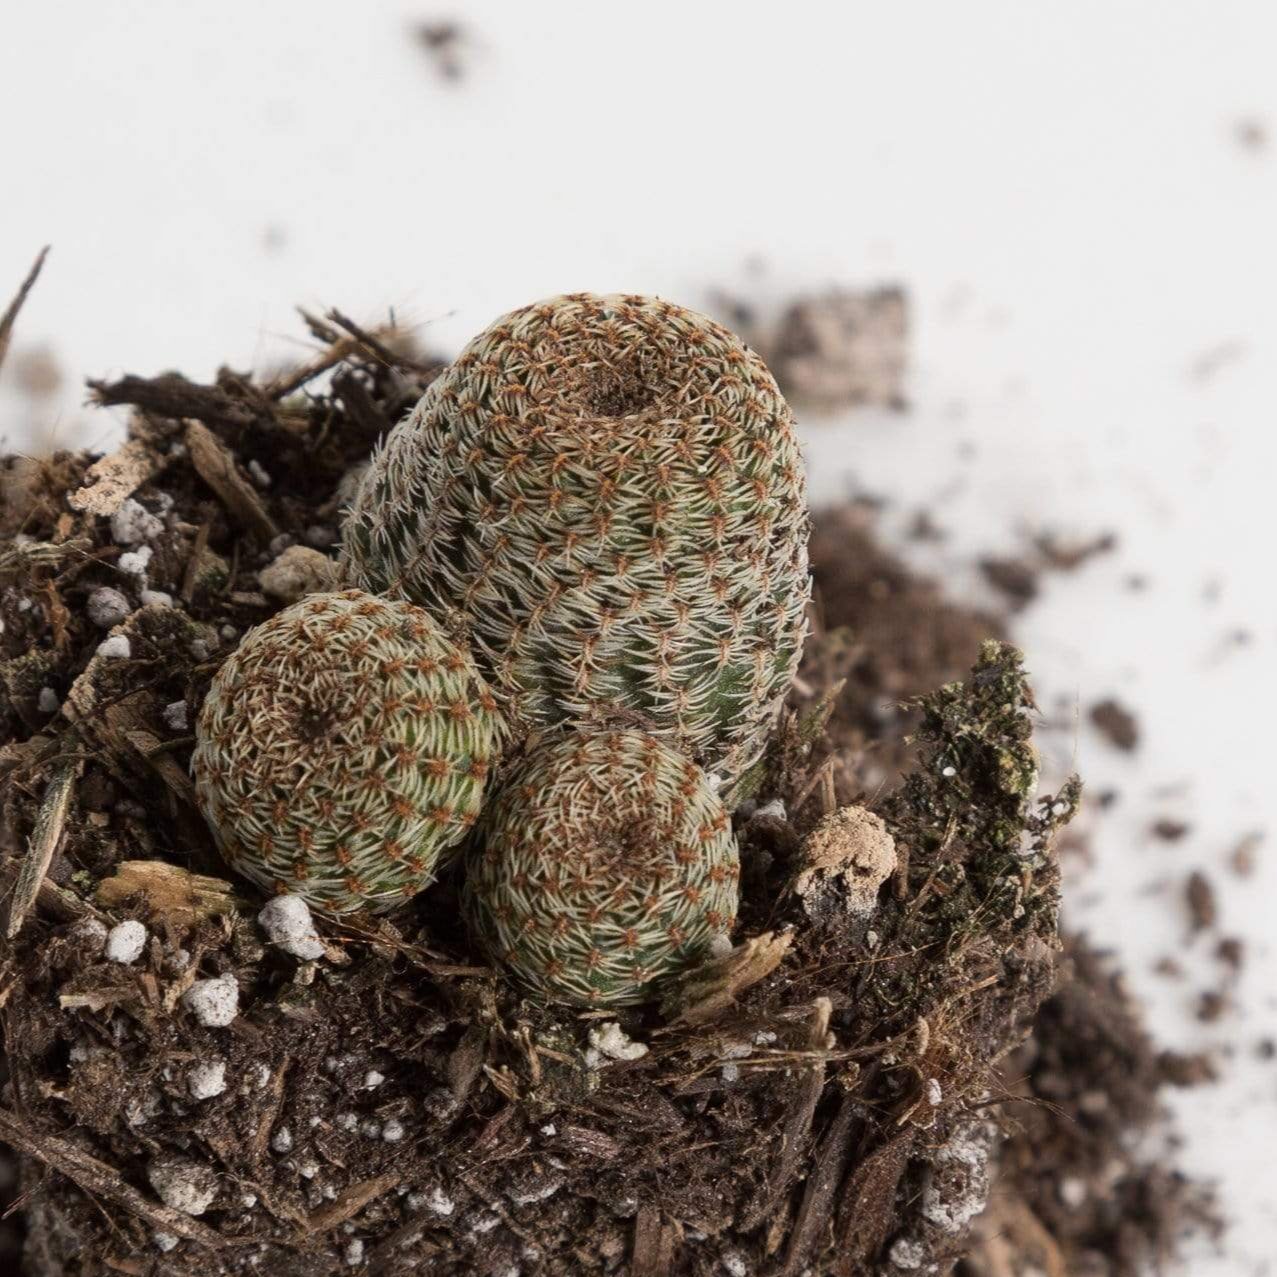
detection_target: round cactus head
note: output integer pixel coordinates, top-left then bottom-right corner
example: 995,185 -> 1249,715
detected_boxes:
192,589 -> 503,916
465,726 -> 740,1007
340,292 -> 810,786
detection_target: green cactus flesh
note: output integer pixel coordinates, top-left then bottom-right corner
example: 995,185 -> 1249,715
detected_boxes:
192,590 -> 503,916
340,293 -> 810,785
465,726 -> 740,1007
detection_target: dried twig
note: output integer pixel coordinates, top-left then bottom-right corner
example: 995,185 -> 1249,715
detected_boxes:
324,309 -> 423,372
740,998 -> 833,1230
252,1058 -> 293,1165
5,758 -> 80,940
782,1093 -> 858,1276
88,372 -> 272,434
659,931 -> 792,1027
185,421 -> 278,541
302,1172 -> 399,1235
0,1106 -> 232,1248
0,246 -> 50,381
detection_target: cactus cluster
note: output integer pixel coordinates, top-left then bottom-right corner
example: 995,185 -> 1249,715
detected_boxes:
465,727 -> 740,1006
193,293 -> 807,1005
341,292 -> 810,785
192,590 -> 502,916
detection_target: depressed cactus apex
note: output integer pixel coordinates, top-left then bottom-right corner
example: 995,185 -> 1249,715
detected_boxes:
341,293 -> 810,785
465,726 -> 741,1007
192,590 -> 503,916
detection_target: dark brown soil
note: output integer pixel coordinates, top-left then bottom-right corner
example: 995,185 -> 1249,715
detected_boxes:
0,310 -> 1207,1276
965,939 -> 1221,1276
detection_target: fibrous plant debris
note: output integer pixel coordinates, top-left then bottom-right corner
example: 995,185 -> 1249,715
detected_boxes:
0,307 -> 1208,1276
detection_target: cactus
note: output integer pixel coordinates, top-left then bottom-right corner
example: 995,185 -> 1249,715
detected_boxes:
465,726 -> 740,1006
192,589 -> 503,916
341,292 -> 810,785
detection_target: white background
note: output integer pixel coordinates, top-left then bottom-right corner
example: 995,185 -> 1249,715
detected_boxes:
3,3 -> 1276,1270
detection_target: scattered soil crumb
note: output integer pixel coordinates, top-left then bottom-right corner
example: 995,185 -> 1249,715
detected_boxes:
1234,116 -> 1269,152
766,287 -> 908,412
1197,989 -> 1229,1023
1228,830 -> 1262,877
1089,697 -> 1140,751
413,19 -> 468,81
1151,818 -> 1191,843
977,938 -> 1221,1277
1033,529 -> 1117,571
978,555 -> 1039,609
1185,870 -> 1217,933
1158,1049 -> 1218,1087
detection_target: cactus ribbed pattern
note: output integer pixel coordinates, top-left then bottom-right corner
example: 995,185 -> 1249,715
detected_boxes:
192,590 -> 503,916
465,727 -> 740,1006
340,293 -> 810,785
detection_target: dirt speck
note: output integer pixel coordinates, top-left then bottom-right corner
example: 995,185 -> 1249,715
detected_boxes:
1090,698 -> 1140,751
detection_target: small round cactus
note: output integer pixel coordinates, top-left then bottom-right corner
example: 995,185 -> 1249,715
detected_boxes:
192,589 -> 503,916
465,726 -> 740,1006
341,292 -> 810,785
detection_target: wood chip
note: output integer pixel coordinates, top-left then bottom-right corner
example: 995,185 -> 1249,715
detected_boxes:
96,860 -> 239,925
0,1106 -> 231,1248
66,439 -> 166,516
557,1125 -> 623,1161
660,931 -> 793,1027
302,1172 -> 399,1235
5,758 -> 80,940
185,421 -> 278,541
741,998 -> 833,1231
447,1024 -> 489,1101
832,1127 -> 914,1274
632,1205 -> 677,1277
119,724 -> 197,804
782,1093 -> 858,1276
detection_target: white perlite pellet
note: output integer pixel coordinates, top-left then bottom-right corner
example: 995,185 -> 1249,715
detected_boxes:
257,894 -> 325,961
345,1239 -> 365,1266
96,634 -> 132,660
188,1060 -> 227,1100
163,700 -> 188,732
105,920 -> 147,964
141,589 -> 174,608
117,545 -> 153,578
111,498 -> 163,545
182,973 -> 239,1026
87,587 -> 131,628
889,1236 -> 925,1269
37,686 -> 59,714
147,1157 -> 219,1216
406,1185 -> 455,1217
586,1022 -> 648,1063
271,1126 -> 294,1154
363,1070 -> 385,1089
152,1231 -> 180,1253
382,1118 -> 406,1143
